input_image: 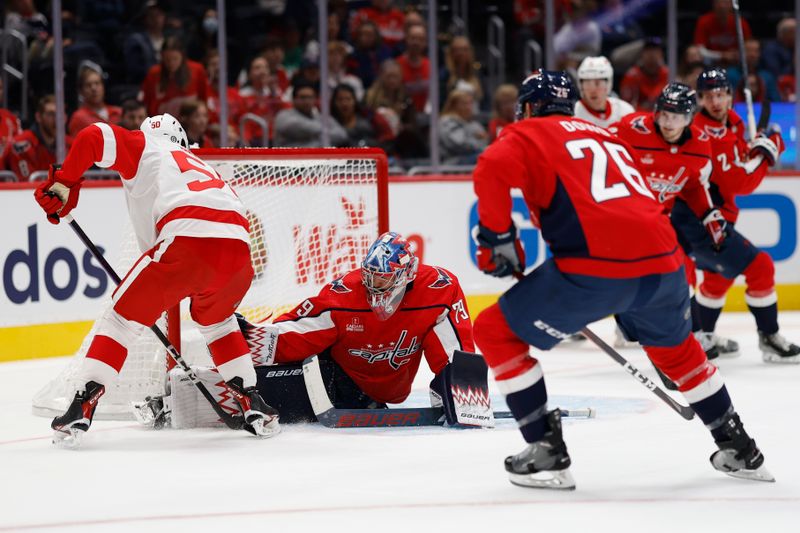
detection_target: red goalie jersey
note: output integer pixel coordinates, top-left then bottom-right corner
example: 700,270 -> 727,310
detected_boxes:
271,264 -> 475,404
611,112 -> 714,217
693,109 -> 771,223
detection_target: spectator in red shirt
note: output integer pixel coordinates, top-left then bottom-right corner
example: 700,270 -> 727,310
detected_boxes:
396,24 -> 430,113
778,73 -> 795,102
693,0 -> 751,65
488,84 -> 518,142
262,37 -> 290,95
204,49 -> 244,129
620,38 -> 669,111
0,77 -> 22,161
68,66 -> 122,136
118,99 -> 147,130
239,56 -> 289,146
140,36 -> 211,116
1,95 -> 67,181
178,98 -> 214,148
350,0 -> 405,52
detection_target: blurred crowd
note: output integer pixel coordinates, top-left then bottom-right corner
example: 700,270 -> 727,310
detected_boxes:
0,0 -> 795,181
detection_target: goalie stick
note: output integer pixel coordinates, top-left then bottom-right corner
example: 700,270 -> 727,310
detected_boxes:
58,211 -> 247,431
301,355 -> 596,428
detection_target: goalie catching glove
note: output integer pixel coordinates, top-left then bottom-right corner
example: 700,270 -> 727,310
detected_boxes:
748,125 -> 784,167
33,164 -> 84,224
473,222 -> 526,278
429,350 -> 494,428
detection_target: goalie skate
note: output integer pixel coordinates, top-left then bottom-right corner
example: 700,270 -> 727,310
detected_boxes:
505,410 -> 575,490
132,395 -> 171,429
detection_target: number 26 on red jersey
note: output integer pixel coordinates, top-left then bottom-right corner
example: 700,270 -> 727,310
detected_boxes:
566,139 -> 654,203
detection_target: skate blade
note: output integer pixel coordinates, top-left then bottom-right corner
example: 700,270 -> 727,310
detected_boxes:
52,428 -> 85,449
724,465 -> 775,483
762,352 -> 800,364
509,468 -> 576,490
248,416 -> 281,438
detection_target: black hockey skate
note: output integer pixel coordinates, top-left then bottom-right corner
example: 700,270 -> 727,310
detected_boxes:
226,377 -> 281,437
505,409 -> 575,490
759,331 -> 800,364
710,412 -> 774,482
694,332 -> 720,361
51,381 -> 105,449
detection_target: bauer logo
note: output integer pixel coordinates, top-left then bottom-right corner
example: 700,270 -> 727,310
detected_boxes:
2,224 -> 109,304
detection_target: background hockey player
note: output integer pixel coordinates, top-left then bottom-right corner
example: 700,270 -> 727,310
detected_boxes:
33,113 -> 279,446
166,232 -> 486,428
610,82 -> 733,360
573,56 -> 634,129
471,70 -> 771,490
671,67 -> 799,363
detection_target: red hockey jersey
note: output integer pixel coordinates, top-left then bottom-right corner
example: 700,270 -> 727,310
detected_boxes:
272,264 -> 475,404
0,108 -> 21,162
2,128 -> 62,181
611,113 -> 714,217
474,114 -> 682,279
692,109 -> 770,223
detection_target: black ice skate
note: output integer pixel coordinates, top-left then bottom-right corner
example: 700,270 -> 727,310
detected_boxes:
226,377 -> 281,437
505,409 -> 575,490
759,331 -> 800,364
694,332 -> 720,360
714,334 -> 740,358
51,381 -> 105,449
710,412 -> 774,482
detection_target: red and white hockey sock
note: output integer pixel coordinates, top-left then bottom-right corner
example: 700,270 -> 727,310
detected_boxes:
78,309 -> 144,386
196,315 -> 257,388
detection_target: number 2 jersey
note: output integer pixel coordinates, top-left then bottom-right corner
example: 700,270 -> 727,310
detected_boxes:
57,122 -> 249,252
271,265 -> 475,404
474,114 -> 682,279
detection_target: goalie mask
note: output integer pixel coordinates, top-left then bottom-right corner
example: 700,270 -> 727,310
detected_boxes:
361,232 -> 419,321
140,113 -> 188,148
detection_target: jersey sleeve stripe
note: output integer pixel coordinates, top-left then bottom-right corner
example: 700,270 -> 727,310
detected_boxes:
94,122 -> 117,168
276,311 -> 335,334
432,310 -> 462,359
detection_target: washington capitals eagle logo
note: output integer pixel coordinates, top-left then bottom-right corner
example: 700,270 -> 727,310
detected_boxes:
704,125 -> 727,139
330,276 -> 352,294
429,267 -> 453,289
631,115 -> 651,134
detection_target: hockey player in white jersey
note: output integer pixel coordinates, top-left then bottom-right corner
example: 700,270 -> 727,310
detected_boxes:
573,56 -> 634,129
34,113 -> 280,446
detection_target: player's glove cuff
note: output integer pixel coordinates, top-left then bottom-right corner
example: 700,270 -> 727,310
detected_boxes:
749,132 -> 783,166
473,222 -> 526,278
702,208 -> 727,250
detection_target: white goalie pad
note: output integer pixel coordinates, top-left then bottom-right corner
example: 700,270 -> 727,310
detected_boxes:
169,367 -> 241,429
451,384 -> 495,428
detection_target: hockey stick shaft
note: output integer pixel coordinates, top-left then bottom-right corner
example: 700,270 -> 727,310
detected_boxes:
731,0 -> 757,139
510,272 -> 695,420
62,214 -> 245,430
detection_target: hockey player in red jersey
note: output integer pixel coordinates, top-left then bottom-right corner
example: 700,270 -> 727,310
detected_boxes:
671,67 -> 799,363
33,113 -> 279,446
471,71 -> 772,489
611,83 -> 733,359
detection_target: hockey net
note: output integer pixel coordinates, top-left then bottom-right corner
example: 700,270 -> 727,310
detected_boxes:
32,148 -> 389,419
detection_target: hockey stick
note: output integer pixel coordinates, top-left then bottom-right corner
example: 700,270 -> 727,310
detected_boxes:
58,212 -> 246,430
301,355 -> 596,428
731,0 -> 757,140
510,273 -> 695,420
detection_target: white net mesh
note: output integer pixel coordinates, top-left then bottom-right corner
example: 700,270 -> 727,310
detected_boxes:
32,149 -> 385,419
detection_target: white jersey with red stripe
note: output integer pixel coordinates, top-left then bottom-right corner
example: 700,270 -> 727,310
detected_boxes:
58,122 -> 249,252
574,96 -> 635,129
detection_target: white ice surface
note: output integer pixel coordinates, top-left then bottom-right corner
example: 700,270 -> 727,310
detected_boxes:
1,314 -> 798,532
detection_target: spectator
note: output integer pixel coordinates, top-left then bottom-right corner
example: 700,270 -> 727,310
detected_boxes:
140,36 -> 211,116
396,24 -> 430,113
290,59 -> 322,96
123,0 -> 168,84
728,39 -> 781,102
326,41 -> 365,102
304,12 -> 349,65
348,20 -> 394,90
239,56 -> 288,146
4,0 -> 48,42
734,73 -> 767,104
679,62 -> 707,90
442,36 -> 484,107
68,66 -> 122,136
273,81 -> 347,148
553,0 -> 602,67
178,98 -> 214,148
763,18 -> 796,78
0,77 -> 22,159
599,0 -> 644,58
350,0 -> 406,52
262,37 -> 291,94
1,95 -> 66,181
187,9 -> 219,64
488,84 -> 519,142
693,0 -> 751,65
331,84 -> 379,148
620,38 -> 669,111
778,73 -> 795,102
439,90 -> 488,165
118,99 -> 147,130
204,49 -> 245,129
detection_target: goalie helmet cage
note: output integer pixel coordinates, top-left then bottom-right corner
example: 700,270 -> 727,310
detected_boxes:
32,147 -> 389,420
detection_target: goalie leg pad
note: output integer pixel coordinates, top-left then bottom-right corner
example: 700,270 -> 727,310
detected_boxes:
430,351 -> 494,427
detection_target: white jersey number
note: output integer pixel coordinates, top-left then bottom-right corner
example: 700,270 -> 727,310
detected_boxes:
566,139 -> 654,203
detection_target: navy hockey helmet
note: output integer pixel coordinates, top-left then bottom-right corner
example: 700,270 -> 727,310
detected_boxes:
516,70 -> 579,120
654,82 -> 697,117
696,68 -> 731,94
361,232 -> 419,321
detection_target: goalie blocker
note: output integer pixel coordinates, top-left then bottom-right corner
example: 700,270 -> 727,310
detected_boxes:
139,350 -> 494,429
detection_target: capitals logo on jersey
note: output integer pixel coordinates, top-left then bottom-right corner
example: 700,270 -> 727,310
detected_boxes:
330,276 -> 352,294
631,115 -> 651,134
646,166 -> 688,203
348,329 -> 421,370
428,267 -> 453,289
704,125 -> 727,139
